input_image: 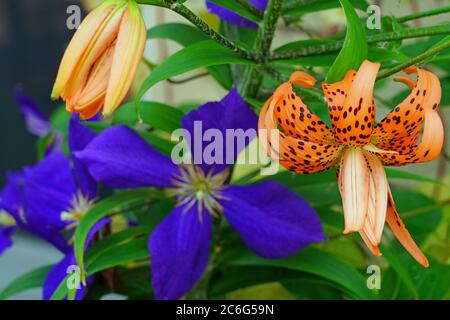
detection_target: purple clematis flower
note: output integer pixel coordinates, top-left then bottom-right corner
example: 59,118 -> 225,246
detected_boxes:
206,0 -> 268,28
14,87 -> 63,154
0,116 -> 103,299
0,226 -> 15,255
75,89 -> 325,300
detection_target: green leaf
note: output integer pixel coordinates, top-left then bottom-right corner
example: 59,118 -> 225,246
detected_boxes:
147,23 -> 208,46
74,189 -> 156,283
385,167 -> 446,186
147,23 -> 233,89
113,101 -> 183,133
380,244 -> 419,299
137,40 -> 253,102
86,237 -> 150,275
326,0 -> 368,82
283,0 -> 368,17
0,265 -> 52,300
221,247 -> 374,299
86,227 -> 150,264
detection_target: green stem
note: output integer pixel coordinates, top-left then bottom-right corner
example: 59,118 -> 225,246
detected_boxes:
270,24 -> 450,60
377,38 -> 450,80
137,0 -> 254,60
240,0 -> 283,97
398,5 -> 450,23
282,0 -> 317,11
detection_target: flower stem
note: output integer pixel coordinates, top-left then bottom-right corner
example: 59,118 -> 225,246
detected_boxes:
270,23 -> 450,60
377,38 -> 450,80
397,5 -> 450,23
240,0 -> 283,97
138,0 -> 254,60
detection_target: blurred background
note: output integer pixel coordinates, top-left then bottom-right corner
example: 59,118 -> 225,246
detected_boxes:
0,0 -> 449,299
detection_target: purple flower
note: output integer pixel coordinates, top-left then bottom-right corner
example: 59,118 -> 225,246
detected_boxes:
76,89 -> 325,300
206,0 -> 268,28
0,116 -> 101,299
14,87 -> 63,154
0,226 -> 15,255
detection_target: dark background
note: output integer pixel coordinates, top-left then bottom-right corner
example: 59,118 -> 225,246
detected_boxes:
0,0 -> 82,183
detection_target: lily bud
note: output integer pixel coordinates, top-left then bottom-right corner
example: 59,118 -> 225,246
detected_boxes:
52,0 -> 146,119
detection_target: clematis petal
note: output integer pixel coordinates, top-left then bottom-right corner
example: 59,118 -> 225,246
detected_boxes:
14,88 -> 51,137
43,218 -> 110,300
24,153 -> 77,230
51,0 -> 118,99
75,125 -> 178,188
386,189 -> 429,267
338,147 -> 370,232
373,66 -> 441,154
323,60 -> 380,145
206,1 -> 258,29
103,1 -> 146,117
182,89 -> 258,174
69,116 -> 97,199
149,205 -> 211,300
0,171 -> 26,222
0,226 -> 15,255
219,181 -> 325,258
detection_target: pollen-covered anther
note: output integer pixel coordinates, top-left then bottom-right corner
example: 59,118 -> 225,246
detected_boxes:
61,191 -> 95,227
170,165 -> 229,222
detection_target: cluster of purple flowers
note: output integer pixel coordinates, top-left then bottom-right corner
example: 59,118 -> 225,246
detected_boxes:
0,87 -> 325,300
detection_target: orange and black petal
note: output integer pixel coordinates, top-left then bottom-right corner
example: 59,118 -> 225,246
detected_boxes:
386,189 -> 429,267
372,66 -> 441,154
271,73 -> 334,144
322,60 -> 380,146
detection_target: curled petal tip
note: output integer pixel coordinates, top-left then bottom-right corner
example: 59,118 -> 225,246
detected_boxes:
289,71 -> 317,88
394,75 -> 416,90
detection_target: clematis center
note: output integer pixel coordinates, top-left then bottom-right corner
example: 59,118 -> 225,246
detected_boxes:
61,191 -> 94,226
170,165 -> 229,221
0,211 -> 15,227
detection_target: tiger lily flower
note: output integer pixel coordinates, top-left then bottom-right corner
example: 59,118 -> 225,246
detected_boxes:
258,60 -> 444,267
51,0 -> 146,119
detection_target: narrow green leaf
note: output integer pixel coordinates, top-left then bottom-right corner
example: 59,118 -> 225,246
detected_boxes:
86,227 -> 150,264
74,189 -> 155,283
385,168 -> 446,186
147,23 -> 208,45
137,40 -> 253,102
326,0 -> 368,82
113,101 -> 183,132
221,247 -> 373,299
0,265 -> 52,300
86,237 -> 150,275
147,23 -> 233,89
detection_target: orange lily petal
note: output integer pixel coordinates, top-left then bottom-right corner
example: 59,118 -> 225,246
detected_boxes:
338,148 -> 370,232
378,108 -> 444,165
103,1 -> 147,117
365,153 -> 388,243
271,74 -> 334,144
386,189 -> 429,267
359,229 -> 382,256
322,70 -> 356,131
323,60 -> 380,146
373,67 -> 441,154
278,135 -> 343,174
